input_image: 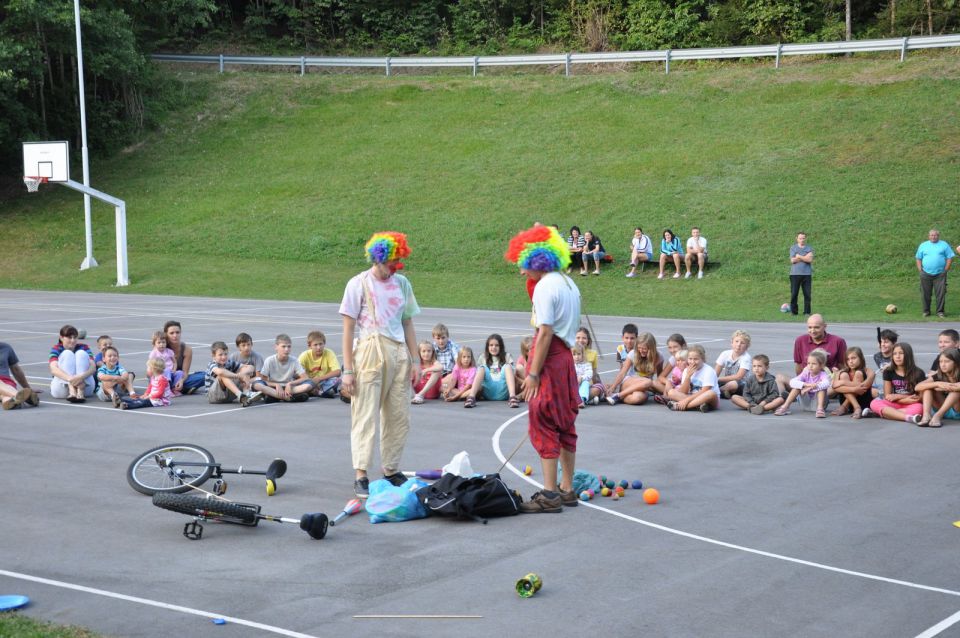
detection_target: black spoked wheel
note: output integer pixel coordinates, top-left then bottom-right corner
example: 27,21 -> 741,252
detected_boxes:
127,443 -> 215,495
152,493 -> 258,525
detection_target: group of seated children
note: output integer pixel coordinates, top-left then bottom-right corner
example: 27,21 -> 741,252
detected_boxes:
54,327 -> 344,410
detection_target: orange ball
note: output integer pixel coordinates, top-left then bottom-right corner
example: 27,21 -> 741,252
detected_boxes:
643,488 -> 660,505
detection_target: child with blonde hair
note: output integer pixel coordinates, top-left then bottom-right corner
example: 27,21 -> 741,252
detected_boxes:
515,336 -> 534,383
776,349 -> 831,417
149,330 -> 183,394
607,332 -> 665,405
665,344 -> 720,412
442,346 -> 479,407
715,330 -> 752,399
119,358 -> 172,409
572,344 -> 593,409
412,340 -> 443,403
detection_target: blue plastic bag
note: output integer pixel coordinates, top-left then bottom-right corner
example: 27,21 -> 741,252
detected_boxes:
571,469 -> 601,495
365,478 -> 429,523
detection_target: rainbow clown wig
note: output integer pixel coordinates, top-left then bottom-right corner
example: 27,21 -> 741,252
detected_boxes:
504,224 -> 571,272
365,231 -> 412,266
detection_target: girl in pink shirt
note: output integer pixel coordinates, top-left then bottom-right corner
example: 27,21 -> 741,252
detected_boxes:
442,347 -> 479,408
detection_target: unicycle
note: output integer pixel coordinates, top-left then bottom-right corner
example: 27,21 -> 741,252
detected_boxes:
151,492 -> 328,541
127,443 -> 287,497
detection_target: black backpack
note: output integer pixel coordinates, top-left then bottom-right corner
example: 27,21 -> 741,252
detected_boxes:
416,473 -> 522,523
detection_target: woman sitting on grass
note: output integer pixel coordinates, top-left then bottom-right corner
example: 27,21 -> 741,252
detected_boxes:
915,347 -> 960,428
865,342 -> 925,423
830,347 -> 875,418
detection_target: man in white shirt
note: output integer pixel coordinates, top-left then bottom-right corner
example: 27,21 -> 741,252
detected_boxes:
506,224 -> 582,513
684,226 -> 708,279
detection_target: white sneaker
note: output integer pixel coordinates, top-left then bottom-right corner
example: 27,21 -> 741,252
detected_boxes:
697,270 -> 704,279
672,272 -> 680,279
684,272 -> 691,279
625,272 -> 636,278
657,273 -> 664,280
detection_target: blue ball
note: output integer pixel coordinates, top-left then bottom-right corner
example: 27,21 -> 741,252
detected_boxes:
619,479 -> 629,489
632,480 -> 643,490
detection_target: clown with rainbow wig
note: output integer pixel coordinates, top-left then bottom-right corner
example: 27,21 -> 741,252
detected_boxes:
339,231 -> 421,499
505,224 -> 583,513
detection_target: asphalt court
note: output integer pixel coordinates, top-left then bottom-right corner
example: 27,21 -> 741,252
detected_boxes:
1,288 -> 959,638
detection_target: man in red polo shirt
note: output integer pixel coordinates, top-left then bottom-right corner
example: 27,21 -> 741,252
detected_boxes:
777,314 -> 847,393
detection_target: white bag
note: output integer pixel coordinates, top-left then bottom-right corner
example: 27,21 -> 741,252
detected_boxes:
442,451 -> 474,477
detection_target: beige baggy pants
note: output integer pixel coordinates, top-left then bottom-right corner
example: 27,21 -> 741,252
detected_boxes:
351,333 -> 411,473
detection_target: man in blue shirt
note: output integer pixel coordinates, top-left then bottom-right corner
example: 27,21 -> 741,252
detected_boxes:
915,229 -> 954,318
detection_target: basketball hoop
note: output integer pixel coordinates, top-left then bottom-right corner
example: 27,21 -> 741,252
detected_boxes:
23,176 -> 47,193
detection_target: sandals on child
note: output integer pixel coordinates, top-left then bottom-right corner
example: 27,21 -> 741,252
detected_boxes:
464,396 -> 476,408
508,396 -> 520,408
411,394 -> 424,404
773,406 -> 790,416
830,406 -> 848,417
815,408 -> 826,418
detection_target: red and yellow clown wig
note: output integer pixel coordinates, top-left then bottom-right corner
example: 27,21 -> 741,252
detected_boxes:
365,231 -> 412,267
504,225 -> 571,273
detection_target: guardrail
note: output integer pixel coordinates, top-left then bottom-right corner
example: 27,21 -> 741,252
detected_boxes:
153,34 -> 960,76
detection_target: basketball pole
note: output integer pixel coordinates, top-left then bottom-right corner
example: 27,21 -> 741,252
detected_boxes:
74,0 -> 97,271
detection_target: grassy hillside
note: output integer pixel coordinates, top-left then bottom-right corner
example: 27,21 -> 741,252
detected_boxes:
2,55 -> 958,321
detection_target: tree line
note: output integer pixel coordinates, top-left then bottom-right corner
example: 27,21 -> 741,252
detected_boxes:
2,0 -> 957,175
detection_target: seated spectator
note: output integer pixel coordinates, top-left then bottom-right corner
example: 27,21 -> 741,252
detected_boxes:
927,329 -> 959,377
625,228 -> 653,277
119,358 -> 172,410
575,327 -> 603,404
206,341 -> 253,405
515,336 -> 533,384
916,348 -> 960,427
873,329 -> 898,397
607,332 -> 665,405
731,355 -> 784,414
582,230 -> 605,275
865,343 -> 925,423
831,347 -> 875,418
0,341 -> 39,410
298,331 -> 342,398
97,346 -> 137,406
441,347 -> 479,408
684,227 -> 708,279
776,314 -> 847,393
657,229 -> 684,279
250,334 -> 313,404
164,320 -> 206,394
567,226 -> 587,275
49,325 -> 96,402
775,349 -> 831,418
230,332 -> 264,382
665,345 -> 719,412
658,333 -> 688,389
715,330 -> 752,398
412,340 -> 443,403
615,323 -> 639,365
473,334 -> 519,407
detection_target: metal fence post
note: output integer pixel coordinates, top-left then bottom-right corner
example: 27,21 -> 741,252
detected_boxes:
473,56 -> 479,77
565,52 -> 571,77
386,57 -> 392,77
775,43 -> 782,69
219,54 -> 224,74
665,49 -> 671,74
300,56 -> 305,76
900,37 -> 909,61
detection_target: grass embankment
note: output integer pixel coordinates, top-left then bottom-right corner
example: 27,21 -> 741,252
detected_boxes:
0,614 -> 100,637
2,55 -> 958,321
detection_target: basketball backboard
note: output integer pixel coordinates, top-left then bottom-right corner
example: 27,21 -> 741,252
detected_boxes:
23,141 -> 70,182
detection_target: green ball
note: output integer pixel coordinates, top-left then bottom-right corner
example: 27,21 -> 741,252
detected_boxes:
605,479 -> 615,489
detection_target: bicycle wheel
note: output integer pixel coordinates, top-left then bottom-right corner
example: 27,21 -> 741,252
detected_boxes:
127,443 -> 215,495
152,493 -> 258,525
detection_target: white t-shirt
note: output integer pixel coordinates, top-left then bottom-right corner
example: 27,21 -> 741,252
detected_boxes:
715,349 -> 751,378
685,364 -> 720,396
260,355 -> 306,383
631,234 -> 652,254
686,236 -> 708,255
531,272 -> 581,348
339,270 -> 420,343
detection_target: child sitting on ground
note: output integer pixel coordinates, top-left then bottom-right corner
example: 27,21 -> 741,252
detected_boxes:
658,333 -> 687,390
662,348 -> 688,394
831,347 -> 875,418
298,330 -> 342,398
149,331 -> 183,394
97,346 -> 137,406
615,323 -> 639,364
442,346 -> 478,408
515,336 -> 533,383
607,332 -> 665,406
432,323 -> 460,378
776,349 -> 831,417
572,344 -> 593,409
731,354 -> 783,414
665,344 -> 720,412
916,347 -> 960,427
229,332 -> 263,383
206,341 -> 252,404
94,335 -> 112,367
412,340 -> 443,403
119,358 -> 171,410
575,327 -> 603,404
715,330 -> 752,399
866,342 -> 925,423
873,329 -> 897,398
474,334 -> 520,408
927,329 -> 960,377
250,334 -> 314,405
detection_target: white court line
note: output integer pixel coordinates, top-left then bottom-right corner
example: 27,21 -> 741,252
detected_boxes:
0,569 -> 320,638
492,412 -> 960,599
915,608 -> 960,638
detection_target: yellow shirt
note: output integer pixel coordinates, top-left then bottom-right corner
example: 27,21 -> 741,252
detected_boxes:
585,349 -> 599,375
298,349 -> 341,379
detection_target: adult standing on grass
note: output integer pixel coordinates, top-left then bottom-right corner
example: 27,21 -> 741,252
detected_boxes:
163,321 -> 206,394
0,342 -> 39,410
916,229 -> 953,318
505,224 -> 581,513
789,232 -> 814,315
340,232 -> 420,499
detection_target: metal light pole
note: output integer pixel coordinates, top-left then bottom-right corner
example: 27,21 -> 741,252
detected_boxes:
74,0 -> 97,270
